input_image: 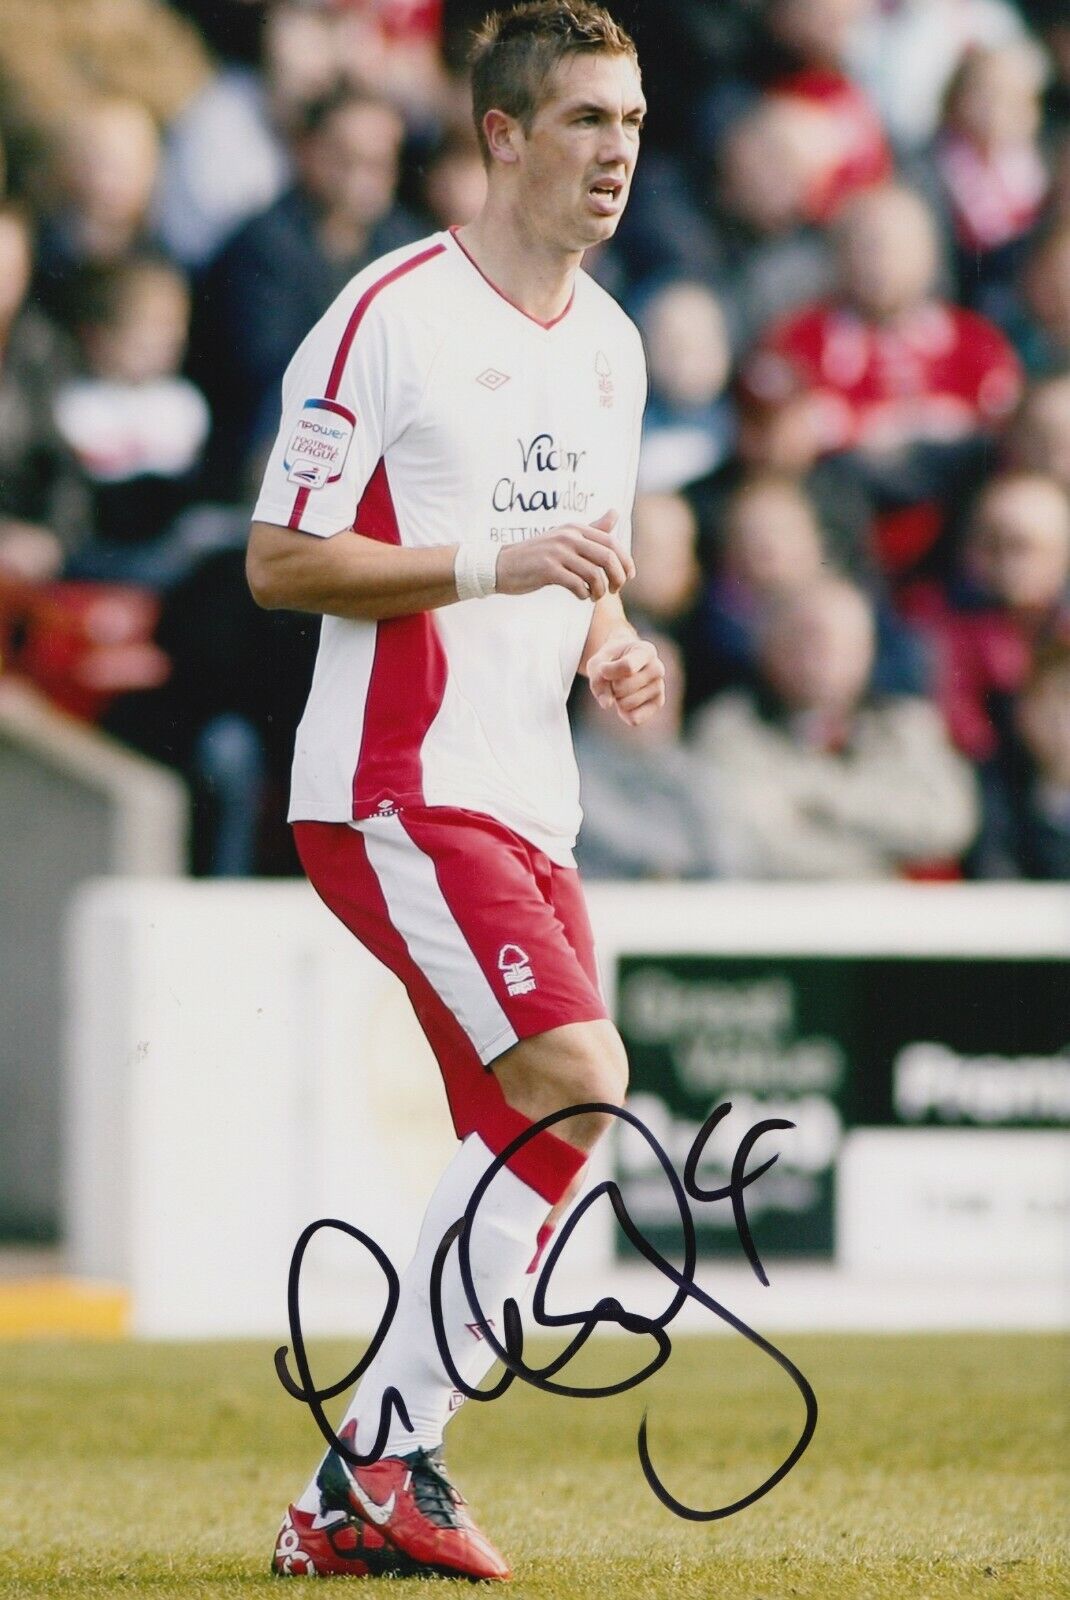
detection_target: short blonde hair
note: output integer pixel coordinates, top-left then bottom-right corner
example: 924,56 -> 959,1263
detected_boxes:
469,1 -> 638,163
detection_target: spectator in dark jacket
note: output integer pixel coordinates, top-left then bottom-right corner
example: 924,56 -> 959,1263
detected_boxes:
971,638 -> 1070,879
192,85 -> 421,499
56,256 -> 211,580
0,202 -> 85,579
34,95 -> 162,324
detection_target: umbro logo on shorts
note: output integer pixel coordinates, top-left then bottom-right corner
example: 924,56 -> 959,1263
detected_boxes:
476,368 -> 510,390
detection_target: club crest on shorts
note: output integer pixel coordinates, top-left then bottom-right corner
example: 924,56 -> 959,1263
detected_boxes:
285,398 -> 356,489
498,944 -> 536,997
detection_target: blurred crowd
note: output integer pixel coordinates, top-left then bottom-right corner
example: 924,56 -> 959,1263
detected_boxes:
0,0 -> 1067,882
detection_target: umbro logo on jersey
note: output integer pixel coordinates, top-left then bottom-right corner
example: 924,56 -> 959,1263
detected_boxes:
476,368 -> 510,390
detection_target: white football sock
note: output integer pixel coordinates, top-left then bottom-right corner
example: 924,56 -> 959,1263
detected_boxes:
296,1133 -> 570,1511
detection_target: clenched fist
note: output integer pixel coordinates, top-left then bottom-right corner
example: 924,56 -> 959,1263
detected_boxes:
587,632 -> 666,727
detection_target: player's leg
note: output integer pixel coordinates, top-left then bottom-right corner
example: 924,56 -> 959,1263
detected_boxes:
340,811 -> 623,1445
493,1015 -> 629,1160
276,814 -> 615,1580
342,1018 -> 628,1456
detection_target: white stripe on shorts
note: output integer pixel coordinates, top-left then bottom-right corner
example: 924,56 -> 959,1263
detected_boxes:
355,815 -> 518,1064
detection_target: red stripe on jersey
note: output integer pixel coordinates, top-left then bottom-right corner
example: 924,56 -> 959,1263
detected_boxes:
325,241 -> 447,401
286,240 -> 447,531
288,486 -> 310,529
351,459 -> 448,813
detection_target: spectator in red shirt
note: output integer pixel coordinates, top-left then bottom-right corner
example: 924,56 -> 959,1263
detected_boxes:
901,470 -> 1070,759
761,0 -> 894,224
744,183 -> 1023,568
933,42 -> 1050,319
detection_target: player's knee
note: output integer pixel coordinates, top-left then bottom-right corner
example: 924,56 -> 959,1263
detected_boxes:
495,1019 -> 629,1150
566,1019 -> 629,1113
534,1018 -> 628,1111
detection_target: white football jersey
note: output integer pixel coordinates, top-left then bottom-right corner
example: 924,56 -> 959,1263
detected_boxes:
254,228 -> 647,864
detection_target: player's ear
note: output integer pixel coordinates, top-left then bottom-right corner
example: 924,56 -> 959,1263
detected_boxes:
483,108 -> 522,166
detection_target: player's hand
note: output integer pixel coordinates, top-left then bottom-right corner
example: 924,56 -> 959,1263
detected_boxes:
587,633 -> 666,727
495,510 -> 635,601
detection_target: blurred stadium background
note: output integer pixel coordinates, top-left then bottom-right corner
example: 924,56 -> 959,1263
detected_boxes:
0,1 -> 1066,1593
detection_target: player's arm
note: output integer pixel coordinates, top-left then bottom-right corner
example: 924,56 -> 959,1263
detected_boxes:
247,520 -> 461,620
247,510 -> 636,622
578,590 -> 637,674
580,591 -> 666,728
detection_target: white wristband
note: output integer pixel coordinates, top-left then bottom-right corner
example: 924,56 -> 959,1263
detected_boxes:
454,540 -> 500,601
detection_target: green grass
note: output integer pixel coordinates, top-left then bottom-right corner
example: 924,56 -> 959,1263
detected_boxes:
0,1333 -> 1066,1600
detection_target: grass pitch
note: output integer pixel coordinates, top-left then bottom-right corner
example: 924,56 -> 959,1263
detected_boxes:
0,1332 -> 1066,1600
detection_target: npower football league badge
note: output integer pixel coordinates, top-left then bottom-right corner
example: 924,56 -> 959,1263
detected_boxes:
285,398 -> 356,490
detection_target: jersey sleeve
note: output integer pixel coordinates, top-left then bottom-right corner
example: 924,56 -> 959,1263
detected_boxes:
615,324 -> 648,556
252,295 -> 392,538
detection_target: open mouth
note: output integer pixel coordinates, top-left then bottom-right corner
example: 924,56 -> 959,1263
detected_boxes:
588,178 -> 624,211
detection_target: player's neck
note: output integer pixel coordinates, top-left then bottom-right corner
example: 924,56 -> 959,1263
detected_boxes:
456,207 -> 581,326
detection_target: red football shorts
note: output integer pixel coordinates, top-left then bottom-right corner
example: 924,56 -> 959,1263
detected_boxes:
293,808 -> 608,1140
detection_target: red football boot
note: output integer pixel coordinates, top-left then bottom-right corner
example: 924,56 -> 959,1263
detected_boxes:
271,1504 -> 412,1578
317,1424 -> 512,1582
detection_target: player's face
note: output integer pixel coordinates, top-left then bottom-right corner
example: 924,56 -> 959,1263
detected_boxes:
517,51 -> 645,251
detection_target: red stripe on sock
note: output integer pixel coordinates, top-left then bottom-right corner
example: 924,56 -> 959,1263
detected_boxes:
476,1098 -> 586,1205
526,1221 -> 555,1274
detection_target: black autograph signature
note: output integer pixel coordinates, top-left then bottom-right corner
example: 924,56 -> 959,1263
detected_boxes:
275,1101 -> 818,1521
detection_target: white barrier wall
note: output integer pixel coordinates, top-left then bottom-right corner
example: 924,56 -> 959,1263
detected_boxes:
64,881 -> 1070,1337
66,881 -> 467,1336
0,682 -> 186,1240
